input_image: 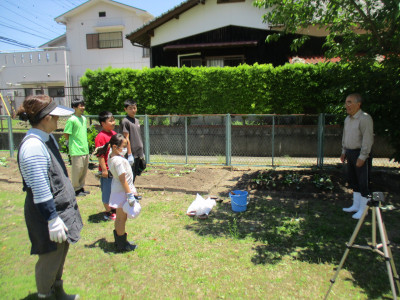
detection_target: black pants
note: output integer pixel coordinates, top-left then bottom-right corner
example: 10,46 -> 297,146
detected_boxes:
131,157 -> 141,183
346,149 -> 372,197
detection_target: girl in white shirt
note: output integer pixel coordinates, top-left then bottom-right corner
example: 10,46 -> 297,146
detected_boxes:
95,133 -> 139,252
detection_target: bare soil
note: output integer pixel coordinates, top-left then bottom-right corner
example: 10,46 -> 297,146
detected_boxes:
1,156 -> 399,204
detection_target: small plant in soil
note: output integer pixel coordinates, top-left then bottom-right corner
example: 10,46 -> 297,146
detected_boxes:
0,157 -> 8,167
282,173 -> 301,190
312,173 -> 334,190
252,171 -> 276,188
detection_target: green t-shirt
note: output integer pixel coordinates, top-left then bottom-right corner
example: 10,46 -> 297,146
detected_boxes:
64,115 -> 89,156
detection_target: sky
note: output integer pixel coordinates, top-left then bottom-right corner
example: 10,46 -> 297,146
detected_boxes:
0,0 -> 185,52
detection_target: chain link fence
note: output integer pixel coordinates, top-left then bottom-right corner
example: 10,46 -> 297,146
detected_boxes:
1,113 -> 398,169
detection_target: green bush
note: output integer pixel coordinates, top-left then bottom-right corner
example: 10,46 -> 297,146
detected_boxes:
59,125 -> 98,160
80,62 -> 400,161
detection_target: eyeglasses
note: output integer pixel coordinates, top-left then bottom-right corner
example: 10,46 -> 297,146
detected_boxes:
344,101 -> 356,107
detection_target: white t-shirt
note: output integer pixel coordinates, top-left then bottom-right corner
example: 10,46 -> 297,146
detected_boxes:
108,155 -> 135,194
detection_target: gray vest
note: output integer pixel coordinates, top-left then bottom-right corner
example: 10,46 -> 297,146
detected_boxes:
18,135 -> 83,255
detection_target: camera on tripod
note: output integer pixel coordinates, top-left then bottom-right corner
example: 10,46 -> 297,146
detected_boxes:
367,191 -> 385,207
325,190 -> 400,299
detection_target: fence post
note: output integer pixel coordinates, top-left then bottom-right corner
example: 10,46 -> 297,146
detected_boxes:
144,115 -> 150,163
8,116 -> 14,158
271,115 -> 275,167
317,113 -> 325,168
185,116 -> 188,164
225,114 -> 231,166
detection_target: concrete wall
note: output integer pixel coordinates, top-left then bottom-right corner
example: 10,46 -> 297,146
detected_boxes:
2,125 -> 393,158
147,125 -> 393,158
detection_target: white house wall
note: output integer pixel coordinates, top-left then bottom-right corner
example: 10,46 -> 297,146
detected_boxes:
0,50 -> 69,111
0,50 -> 68,87
151,0 -> 270,47
66,1 -> 151,84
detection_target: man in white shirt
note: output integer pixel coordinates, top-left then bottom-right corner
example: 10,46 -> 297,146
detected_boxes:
340,93 -> 374,219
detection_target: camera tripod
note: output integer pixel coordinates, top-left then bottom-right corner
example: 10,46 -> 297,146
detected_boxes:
324,192 -> 400,300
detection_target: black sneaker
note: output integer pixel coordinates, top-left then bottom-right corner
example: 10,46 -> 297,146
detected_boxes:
75,190 -> 86,197
81,189 -> 90,195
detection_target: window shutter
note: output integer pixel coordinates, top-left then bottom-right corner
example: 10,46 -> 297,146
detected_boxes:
86,33 -> 99,49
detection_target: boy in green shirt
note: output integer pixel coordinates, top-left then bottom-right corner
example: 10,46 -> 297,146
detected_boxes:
63,99 -> 90,197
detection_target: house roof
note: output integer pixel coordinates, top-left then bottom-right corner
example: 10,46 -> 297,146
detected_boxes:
126,0 -> 203,48
39,34 -> 67,49
289,56 -> 341,64
55,0 -> 152,24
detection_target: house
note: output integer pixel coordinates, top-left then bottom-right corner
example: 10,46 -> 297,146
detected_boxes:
0,0 -> 153,113
126,0 -> 326,68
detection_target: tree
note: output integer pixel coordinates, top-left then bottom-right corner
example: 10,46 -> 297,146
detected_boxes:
253,0 -> 400,62
254,0 -> 400,162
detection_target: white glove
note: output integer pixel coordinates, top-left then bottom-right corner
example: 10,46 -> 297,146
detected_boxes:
127,154 -> 134,166
126,193 -> 136,207
48,216 -> 68,243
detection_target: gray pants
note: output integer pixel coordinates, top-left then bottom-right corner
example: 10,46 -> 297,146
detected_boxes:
71,154 -> 89,192
35,241 -> 69,295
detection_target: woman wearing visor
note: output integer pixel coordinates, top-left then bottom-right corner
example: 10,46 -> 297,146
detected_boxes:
17,95 -> 83,300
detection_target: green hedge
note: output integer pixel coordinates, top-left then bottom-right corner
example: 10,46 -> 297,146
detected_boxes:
80,62 -> 400,160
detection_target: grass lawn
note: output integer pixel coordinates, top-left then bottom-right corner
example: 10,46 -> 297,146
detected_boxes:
0,181 -> 399,299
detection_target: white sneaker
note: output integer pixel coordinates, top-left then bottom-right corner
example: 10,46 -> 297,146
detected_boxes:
352,196 -> 369,219
343,192 -> 361,212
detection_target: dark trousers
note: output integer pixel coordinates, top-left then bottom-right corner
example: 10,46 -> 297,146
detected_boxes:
131,157 -> 141,183
346,149 -> 372,197
35,241 -> 69,295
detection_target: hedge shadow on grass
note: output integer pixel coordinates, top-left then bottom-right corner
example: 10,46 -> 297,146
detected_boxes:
184,171 -> 400,299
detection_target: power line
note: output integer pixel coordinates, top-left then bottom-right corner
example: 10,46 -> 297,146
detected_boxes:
0,36 -> 35,49
3,0 -> 55,22
0,22 -> 50,40
52,0 -> 77,10
0,15 -> 54,40
0,3 -> 64,36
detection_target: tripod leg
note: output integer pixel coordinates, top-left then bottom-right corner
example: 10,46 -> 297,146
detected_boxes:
375,207 -> 399,298
383,227 -> 400,293
324,206 -> 369,300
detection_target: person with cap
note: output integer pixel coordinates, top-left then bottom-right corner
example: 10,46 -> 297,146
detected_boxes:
17,94 -> 83,299
341,93 -> 374,219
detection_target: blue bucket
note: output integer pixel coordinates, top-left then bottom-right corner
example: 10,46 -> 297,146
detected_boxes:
229,190 -> 248,212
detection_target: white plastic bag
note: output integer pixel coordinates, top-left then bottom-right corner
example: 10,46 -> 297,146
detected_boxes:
123,200 -> 141,219
186,193 -> 216,216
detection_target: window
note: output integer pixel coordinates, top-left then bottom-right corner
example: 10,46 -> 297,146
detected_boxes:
181,58 -> 202,67
142,47 -> 150,58
24,88 -> 33,97
86,32 -> 123,49
223,57 -> 244,66
99,11 -> 106,17
48,86 -> 65,97
180,56 -> 244,67
99,32 -> 122,48
206,59 -> 224,67
206,56 -> 244,67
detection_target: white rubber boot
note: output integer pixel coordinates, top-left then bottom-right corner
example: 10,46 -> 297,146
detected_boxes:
352,196 -> 369,219
343,192 -> 361,212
